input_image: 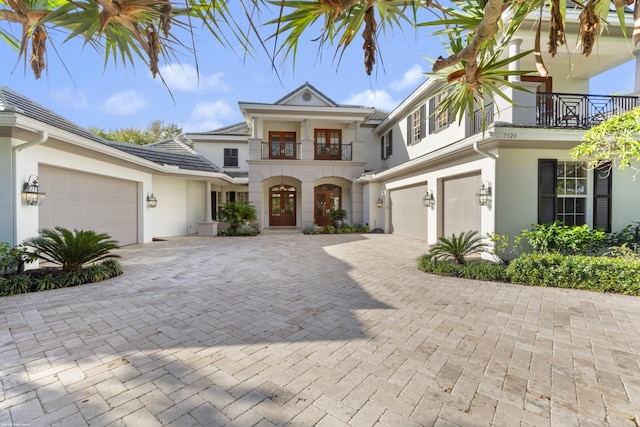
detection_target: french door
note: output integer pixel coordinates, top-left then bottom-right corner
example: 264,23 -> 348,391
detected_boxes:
314,184 -> 341,226
270,185 -> 296,226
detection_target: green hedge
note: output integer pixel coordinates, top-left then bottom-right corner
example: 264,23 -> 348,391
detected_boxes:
418,253 -> 640,295
506,253 -> 640,295
417,255 -> 508,282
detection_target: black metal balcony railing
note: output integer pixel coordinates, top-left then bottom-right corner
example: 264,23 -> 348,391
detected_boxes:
469,103 -> 495,136
262,142 -> 301,160
314,143 -> 352,161
536,92 -> 638,129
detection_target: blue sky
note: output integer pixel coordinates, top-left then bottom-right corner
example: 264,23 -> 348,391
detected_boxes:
0,7 -> 636,134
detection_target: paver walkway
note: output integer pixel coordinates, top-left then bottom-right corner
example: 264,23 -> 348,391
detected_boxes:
1,233 -> 640,426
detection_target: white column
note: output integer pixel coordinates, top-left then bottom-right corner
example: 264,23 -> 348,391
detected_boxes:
252,117 -> 259,138
354,121 -> 360,141
204,181 -> 212,222
507,39 -> 522,82
303,119 -> 310,140
634,50 -> 640,93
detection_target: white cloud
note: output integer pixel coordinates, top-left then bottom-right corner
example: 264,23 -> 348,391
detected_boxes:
182,100 -> 236,132
100,90 -> 146,115
51,87 -> 89,110
389,65 -> 425,91
341,89 -> 397,112
159,64 -> 229,92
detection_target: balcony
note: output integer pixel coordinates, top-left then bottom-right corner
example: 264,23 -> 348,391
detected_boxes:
262,142 -> 301,160
314,143 -> 352,161
535,92 -> 638,129
260,141 -> 353,160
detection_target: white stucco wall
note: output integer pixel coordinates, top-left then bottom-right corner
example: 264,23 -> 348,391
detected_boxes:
13,143 -> 154,244
494,148 -> 640,241
187,180 -> 206,234
0,137 -> 16,245
151,176 -> 188,238
194,141 -> 249,173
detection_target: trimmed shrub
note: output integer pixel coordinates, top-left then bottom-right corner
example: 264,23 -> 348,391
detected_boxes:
36,274 -> 63,292
521,222 -> 607,255
0,242 -> 38,274
506,253 -> 640,295
303,224 -> 322,235
418,254 -> 507,282
0,274 -> 34,296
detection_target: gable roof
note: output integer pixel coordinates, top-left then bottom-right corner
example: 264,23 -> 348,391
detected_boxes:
275,82 -> 338,106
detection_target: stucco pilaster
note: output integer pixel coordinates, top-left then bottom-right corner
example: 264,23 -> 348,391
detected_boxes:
300,179 -> 315,229
248,138 -> 263,160
0,137 -> 14,244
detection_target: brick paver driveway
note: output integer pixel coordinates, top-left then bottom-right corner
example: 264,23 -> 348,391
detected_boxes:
2,233 -> 640,426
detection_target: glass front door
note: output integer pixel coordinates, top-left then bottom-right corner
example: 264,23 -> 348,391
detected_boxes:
314,185 -> 341,226
270,185 -> 296,226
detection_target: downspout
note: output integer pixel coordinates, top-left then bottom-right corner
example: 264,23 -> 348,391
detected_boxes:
11,131 -> 49,244
473,140 -> 498,160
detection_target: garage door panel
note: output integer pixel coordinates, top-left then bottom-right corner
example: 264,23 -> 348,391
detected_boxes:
39,166 -> 138,246
389,184 -> 428,241
443,174 -> 481,237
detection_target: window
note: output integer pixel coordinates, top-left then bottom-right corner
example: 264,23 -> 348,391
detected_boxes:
538,159 -> 611,231
381,130 -> 393,160
556,161 -> 587,226
406,104 -> 426,145
428,93 -> 450,134
224,148 -> 238,167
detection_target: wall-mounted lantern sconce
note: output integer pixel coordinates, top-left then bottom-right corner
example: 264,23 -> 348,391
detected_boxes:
22,175 -> 46,206
476,180 -> 492,206
376,191 -> 385,208
147,192 -> 158,208
422,188 -> 435,208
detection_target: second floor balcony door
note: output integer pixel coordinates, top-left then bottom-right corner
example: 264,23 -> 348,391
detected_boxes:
269,131 -> 297,159
315,129 -> 342,160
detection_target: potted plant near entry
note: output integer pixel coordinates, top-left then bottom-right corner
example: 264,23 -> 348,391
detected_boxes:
329,208 -> 348,229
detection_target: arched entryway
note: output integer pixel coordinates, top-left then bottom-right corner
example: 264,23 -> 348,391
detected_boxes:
269,185 -> 296,226
314,184 -> 341,226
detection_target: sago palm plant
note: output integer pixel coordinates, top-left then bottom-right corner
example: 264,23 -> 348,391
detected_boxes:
27,227 -> 120,272
428,230 -> 488,265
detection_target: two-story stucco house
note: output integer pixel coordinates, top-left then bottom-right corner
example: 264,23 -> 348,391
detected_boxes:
2,5 -> 640,251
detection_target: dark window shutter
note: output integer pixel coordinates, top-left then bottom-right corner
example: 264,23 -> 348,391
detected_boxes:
388,129 -> 393,156
419,103 -> 427,139
406,116 -> 412,145
538,159 -> 557,224
428,98 -> 435,134
593,162 -> 612,232
380,136 -> 385,160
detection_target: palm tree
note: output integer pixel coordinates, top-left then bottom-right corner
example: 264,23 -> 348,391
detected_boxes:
0,0 -> 635,125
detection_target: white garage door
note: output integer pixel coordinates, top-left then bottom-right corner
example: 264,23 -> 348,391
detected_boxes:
39,165 -> 138,246
443,174 -> 481,237
389,184 -> 428,241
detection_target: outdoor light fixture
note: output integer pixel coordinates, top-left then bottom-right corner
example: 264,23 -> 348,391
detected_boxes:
476,180 -> 492,207
422,188 -> 435,208
376,192 -> 384,208
147,192 -> 158,208
22,175 -> 46,206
